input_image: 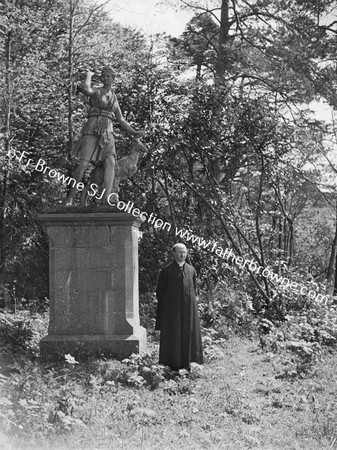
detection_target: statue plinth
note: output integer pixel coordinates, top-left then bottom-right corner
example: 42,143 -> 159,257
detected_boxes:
39,209 -> 146,359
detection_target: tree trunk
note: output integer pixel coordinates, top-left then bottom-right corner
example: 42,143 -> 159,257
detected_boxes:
0,30 -> 13,281
67,0 -> 75,160
333,253 -> 337,296
326,202 -> 337,294
196,62 -> 201,80
215,0 -> 229,79
287,217 -> 294,266
255,152 -> 270,300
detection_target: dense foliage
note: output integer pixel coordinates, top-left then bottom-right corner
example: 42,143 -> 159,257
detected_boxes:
1,0 -> 336,308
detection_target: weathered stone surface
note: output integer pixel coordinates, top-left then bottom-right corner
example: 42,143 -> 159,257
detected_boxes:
40,328 -> 146,359
39,211 -> 146,358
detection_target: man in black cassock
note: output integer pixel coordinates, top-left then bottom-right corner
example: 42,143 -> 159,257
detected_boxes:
155,243 -> 203,371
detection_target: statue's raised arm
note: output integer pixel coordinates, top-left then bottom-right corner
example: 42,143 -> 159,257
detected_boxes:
80,70 -> 95,96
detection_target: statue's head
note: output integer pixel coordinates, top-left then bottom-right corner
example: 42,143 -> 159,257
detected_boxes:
101,66 -> 115,80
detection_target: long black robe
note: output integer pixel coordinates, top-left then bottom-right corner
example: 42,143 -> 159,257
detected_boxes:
155,261 -> 203,370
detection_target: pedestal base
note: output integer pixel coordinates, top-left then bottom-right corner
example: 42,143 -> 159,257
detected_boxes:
39,210 -> 147,360
40,326 -> 147,359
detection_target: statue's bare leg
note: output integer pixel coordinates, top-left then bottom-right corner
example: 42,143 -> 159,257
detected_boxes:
102,155 -> 118,204
65,159 -> 89,206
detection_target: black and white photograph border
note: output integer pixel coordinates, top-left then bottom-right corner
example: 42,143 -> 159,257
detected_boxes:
1,1 -> 337,449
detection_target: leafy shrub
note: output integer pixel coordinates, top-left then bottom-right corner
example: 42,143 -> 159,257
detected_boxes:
260,301 -> 337,379
119,352 -> 164,390
0,310 -> 48,358
139,293 -> 157,331
0,359 -> 90,444
198,281 -> 256,335
266,302 -> 337,349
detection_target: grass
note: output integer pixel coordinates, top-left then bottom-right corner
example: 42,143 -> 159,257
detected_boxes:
0,309 -> 337,450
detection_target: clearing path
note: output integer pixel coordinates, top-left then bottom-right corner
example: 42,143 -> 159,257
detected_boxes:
119,337 -> 337,449
1,336 -> 336,450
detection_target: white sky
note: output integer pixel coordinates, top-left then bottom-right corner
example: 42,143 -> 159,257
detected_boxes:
106,0 -> 193,36
104,0 -> 336,129
105,0 -> 337,37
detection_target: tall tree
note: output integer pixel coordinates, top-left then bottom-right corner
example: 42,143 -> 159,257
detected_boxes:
169,13 -> 219,78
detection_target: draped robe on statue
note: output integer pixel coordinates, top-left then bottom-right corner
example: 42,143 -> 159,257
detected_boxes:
72,87 -> 119,162
155,261 -> 203,370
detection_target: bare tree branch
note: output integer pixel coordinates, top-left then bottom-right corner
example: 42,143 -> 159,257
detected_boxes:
73,1 -> 110,40
179,0 -> 222,25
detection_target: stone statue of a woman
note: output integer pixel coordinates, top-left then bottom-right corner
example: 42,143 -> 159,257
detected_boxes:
65,67 -> 140,206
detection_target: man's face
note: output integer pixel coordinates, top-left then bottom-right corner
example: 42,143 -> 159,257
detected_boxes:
174,247 -> 187,263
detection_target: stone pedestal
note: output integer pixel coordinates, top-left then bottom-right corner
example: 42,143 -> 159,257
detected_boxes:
39,210 -> 146,359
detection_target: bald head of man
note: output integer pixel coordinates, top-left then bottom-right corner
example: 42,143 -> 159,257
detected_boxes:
172,243 -> 187,265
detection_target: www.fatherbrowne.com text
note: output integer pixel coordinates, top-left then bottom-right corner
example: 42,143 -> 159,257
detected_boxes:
8,149 -> 330,305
